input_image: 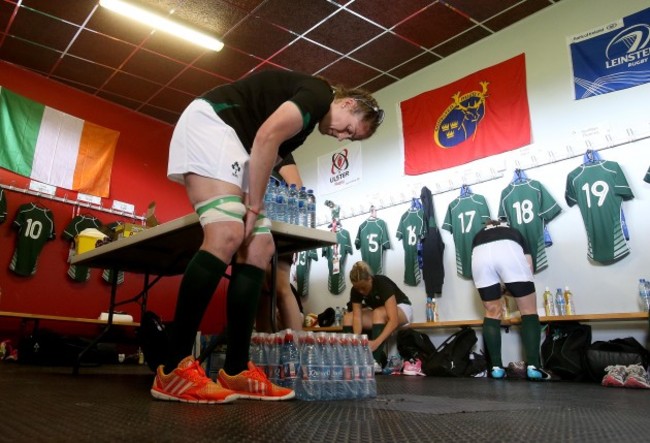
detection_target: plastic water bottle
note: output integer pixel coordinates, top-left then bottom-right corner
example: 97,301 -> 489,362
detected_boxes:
306,189 -> 316,228
275,181 -> 288,223
334,307 -> 343,327
250,333 -> 266,373
297,331 -> 321,400
315,332 -> 332,400
264,177 -> 278,220
330,333 -> 345,400
426,297 -> 434,322
350,334 -> 363,398
359,334 -> 377,398
287,184 -> 298,225
543,287 -> 555,316
341,334 -> 358,399
555,288 -> 566,316
563,286 -> 576,315
297,186 -> 308,227
267,333 -> 282,385
638,279 -> 650,312
280,329 -> 299,390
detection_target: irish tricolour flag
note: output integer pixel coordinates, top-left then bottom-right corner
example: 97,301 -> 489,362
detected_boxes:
0,87 -> 119,197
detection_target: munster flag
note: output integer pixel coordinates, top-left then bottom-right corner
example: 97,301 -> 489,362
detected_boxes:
401,54 -> 531,175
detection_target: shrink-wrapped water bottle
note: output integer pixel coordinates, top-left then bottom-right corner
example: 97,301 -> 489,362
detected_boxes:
297,331 -> 321,400
267,333 -> 283,385
330,333 -> 345,400
250,332 -> 266,374
306,189 -> 317,228
359,334 -> 377,398
315,332 -> 332,400
280,329 -> 299,390
341,334 -> 358,399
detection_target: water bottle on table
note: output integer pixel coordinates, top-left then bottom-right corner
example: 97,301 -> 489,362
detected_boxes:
297,186 -> 308,227
306,189 -> 317,228
287,183 -> 298,225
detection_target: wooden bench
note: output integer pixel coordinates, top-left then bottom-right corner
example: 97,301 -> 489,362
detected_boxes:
0,311 -> 140,331
409,312 -> 649,330
305,312 -> 649,333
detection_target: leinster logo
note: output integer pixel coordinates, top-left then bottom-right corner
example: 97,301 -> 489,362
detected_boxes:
605,24 -> 650,68
434,81 -> 489,149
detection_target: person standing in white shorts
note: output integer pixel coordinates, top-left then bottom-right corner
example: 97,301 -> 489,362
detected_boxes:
471,218 -> 550,381
152,70 -> 384,404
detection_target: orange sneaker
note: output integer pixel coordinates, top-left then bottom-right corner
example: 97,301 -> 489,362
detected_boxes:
218,361 -> 295,401
151,356 -> 238,404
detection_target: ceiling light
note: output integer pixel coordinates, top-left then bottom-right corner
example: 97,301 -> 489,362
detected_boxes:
99,0 -> 224,51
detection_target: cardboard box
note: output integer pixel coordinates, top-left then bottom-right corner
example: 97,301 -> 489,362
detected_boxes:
115,223 -> 146,238
114,201 -> 158,239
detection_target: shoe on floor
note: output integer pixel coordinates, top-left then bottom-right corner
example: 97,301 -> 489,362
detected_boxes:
151,356 -> 238,404
526,365 -> 551,381
602,365 -> 626,388
403,359 -> 426,376
623,364 -> 650,389
218,361 -> 295,401
491,366 -> 506,379
374,360 -> 384,374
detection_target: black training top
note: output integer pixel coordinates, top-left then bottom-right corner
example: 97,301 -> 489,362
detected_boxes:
472,224 -> 531,255
350,274 -> 411,309
200,70 -> 333,160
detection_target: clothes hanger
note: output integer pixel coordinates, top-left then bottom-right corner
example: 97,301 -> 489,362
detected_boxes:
369,205 -> 377,219
582,149 -> 602,164
511,168 -> 528,184
460,184 -> 472,197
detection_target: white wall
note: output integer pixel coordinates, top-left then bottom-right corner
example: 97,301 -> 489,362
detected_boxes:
293,0 -> 650,362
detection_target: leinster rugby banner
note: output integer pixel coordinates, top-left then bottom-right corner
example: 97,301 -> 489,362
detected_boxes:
569,7 -> 650,100
317,143 -> 362,195
400,54 -> 531,175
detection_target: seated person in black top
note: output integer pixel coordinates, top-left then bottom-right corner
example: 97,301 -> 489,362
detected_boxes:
342,260 -> 412,370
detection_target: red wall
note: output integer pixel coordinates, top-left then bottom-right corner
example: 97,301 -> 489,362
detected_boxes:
0,62 -> 226,338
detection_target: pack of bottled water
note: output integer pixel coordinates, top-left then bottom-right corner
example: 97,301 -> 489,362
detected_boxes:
264,178 -> 316,228
249,329 -> 376,401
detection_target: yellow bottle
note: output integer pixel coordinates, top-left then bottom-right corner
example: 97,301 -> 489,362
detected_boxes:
564,286 -> 575,315
543,287 -> 554,316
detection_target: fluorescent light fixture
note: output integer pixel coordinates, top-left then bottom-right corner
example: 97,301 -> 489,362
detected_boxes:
99,0 -> 224,51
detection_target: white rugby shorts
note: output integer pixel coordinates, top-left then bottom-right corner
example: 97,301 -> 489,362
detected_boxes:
471,239 -> 533,289
168,99 -> 250,192
398,303 -> 414,325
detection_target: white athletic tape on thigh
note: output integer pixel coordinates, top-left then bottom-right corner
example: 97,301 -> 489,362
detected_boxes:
195,195 -> 245,226
253,213 -> 272,236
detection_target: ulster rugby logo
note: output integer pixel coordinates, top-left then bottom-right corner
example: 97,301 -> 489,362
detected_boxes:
329,148 -> 350,183
434,81 -> 489,149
